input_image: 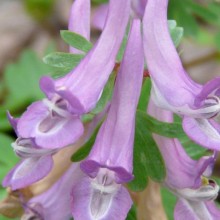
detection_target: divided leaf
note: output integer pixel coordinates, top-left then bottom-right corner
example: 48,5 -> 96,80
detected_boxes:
128,111 -> 166,191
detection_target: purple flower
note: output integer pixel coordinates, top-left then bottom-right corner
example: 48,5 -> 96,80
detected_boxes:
71,18 -> 144,220
16,0 -> 130,149
131,0 -> 147,18
21,164 -> 83,220
2,113 -> 55,190
148,99 -> 220,220
143,0 -> 220,150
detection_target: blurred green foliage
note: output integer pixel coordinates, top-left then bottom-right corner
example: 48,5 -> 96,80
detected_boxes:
23,0 -> 55,22
0,50 -> 51,132
168,0 -> 220,51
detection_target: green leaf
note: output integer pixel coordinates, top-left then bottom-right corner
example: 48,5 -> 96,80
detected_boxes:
43,52 -> 84,69
136,111 -> 184,139
81,113 -> 96,123
126,205 -> 137,220
215,31 -> 220,52
24,0 -> 55,21
91,74 -> 115,115
168,0 -> 199,37
161,187 -> 176,220
128,111 -> 166,191
0,133 -> 19,182
179,134 -> 208,160
137,78 -> 151,111
185,0 -> 218,24
71,123 -> 102,162
61,31 -> 93,53
208,3 -> 220,26
91,0 -> 108,5
168,20 -> 184,47
0,111 -> 11,131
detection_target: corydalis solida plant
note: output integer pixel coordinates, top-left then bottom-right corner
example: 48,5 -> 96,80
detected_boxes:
1,0 -> 220,219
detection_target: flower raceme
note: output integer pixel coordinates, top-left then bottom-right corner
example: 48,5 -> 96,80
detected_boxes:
143,0 -> 220,150
71,19 -> 144,220
16,0 -> 130,149
148,100 -> 220,220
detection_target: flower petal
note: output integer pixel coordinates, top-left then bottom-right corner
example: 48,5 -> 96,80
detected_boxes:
183,117 -> 220,150
174,199 -> 218,220
92,4 -> 108,31
28,164 -> 83,220
81,19 -> 144,183
71,176 -> 132,220
143,0 -> 201,108
3,155 -> 53,190
17,101 -> 84,149
131,0 -> 147,18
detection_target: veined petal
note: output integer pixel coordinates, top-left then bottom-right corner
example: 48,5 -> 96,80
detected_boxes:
40,0 -> 131,113
71,174 -> 132,220
17,100 -> 84,149
174,199 -> 216,220
68,0 -> 91,53
183,117 -> 220,150
81,19 -> 144,183
143,0 -> 201,108
3,155 -> 53,190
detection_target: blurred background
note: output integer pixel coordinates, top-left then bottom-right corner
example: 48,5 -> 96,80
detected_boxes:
0,0 -> 220,219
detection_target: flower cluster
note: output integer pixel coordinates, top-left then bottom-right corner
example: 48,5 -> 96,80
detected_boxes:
1,0 -> 220,219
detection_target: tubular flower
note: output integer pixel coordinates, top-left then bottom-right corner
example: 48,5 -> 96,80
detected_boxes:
148,99 -> 220,220
21,164 -> 83,220
71,19 -> 144,220
143,0 -> 220,150
3,113 -> 55,190
16,0 -> 130,149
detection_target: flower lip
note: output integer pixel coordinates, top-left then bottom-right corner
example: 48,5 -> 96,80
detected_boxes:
89,168 -> 120,219
80,160 -> 134,184
40,76 -> 86,114
12,138 -> 57,158
42,98 -> 72,119
91,168 -> 120,194
176,178 -> 219,202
